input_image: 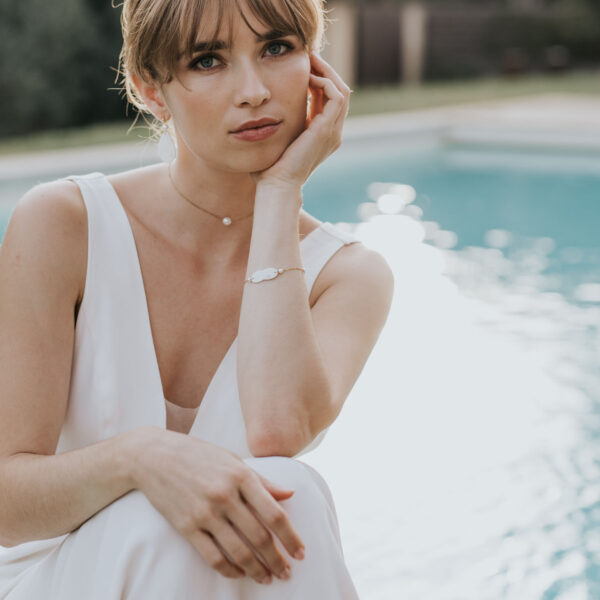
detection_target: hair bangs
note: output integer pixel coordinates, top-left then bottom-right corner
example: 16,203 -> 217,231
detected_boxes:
239,0 -> 322,51
118,0 -> 326,119
176,0 -> 235,65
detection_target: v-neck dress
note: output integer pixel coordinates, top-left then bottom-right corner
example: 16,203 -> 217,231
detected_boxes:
0,172 -> 361,599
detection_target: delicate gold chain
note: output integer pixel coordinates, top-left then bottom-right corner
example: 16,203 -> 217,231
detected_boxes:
167,163 -> 254,226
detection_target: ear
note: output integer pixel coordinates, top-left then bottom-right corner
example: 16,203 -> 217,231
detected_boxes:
130,71 -> 170,121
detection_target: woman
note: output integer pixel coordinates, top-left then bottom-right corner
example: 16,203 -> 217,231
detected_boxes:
0,0 -> 393,597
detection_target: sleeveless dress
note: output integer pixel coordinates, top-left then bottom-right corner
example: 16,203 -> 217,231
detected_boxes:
0,172 -> 361,599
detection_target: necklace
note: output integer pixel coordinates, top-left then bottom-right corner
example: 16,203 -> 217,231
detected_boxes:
167,163 -> 254,226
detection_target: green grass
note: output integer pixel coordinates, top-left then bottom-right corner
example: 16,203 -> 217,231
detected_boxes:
1,70 -> 598,155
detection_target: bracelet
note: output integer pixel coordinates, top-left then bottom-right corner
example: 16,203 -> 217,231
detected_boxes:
244,266 -> 305,284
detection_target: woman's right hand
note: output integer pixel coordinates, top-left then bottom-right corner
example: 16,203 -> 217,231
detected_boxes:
127,426 -> 305,584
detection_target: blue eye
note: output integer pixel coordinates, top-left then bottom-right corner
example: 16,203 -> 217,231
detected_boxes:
190,40 -> 294,72
266,41 -> 292,56
193,55 -> 220,71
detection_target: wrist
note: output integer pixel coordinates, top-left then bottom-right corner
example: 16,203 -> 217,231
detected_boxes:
118,425 -> 164,490
255,181 -> 303,210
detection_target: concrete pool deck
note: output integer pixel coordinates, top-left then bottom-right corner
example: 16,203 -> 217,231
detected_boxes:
344,92 -> 600,149
1,92 -> 599,181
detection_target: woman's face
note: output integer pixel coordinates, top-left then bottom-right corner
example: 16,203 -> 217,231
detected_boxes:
161,1 -> 311,174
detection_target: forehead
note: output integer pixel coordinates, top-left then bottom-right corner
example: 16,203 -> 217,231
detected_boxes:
191,0 -> 297,48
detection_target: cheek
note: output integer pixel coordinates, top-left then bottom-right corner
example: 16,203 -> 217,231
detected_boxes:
175,94 -> 221,136
279,63 -> 311,119
280,54 -> 310,96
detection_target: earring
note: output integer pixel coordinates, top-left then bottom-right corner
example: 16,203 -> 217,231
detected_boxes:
157,120 -> 176,163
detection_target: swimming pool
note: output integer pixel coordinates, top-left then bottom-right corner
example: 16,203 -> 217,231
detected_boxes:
1,135 -> 599,599
303,136 -> 600,599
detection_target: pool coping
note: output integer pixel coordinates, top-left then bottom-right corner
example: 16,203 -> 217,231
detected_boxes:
1,92 -> 599,181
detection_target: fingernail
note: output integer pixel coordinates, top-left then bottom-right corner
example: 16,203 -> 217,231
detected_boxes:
260,574 -> 272,584
279,567 -> 291,580
294,548 -> 305,560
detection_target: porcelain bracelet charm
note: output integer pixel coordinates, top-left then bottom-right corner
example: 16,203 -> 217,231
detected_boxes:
244,266 -> 306,284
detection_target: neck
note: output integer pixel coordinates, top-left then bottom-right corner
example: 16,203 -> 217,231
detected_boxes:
170,155 -> 257,221
156,157 -> 258,267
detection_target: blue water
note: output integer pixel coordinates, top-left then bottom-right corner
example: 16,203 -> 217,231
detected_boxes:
303,139 -> 600,305
303,138 -> 600,599
1,138 -> 600,599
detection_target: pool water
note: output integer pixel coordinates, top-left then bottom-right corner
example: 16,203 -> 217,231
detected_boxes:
304,137 -> 600,300
1,138 -> 599,599
302,138 -> 600,600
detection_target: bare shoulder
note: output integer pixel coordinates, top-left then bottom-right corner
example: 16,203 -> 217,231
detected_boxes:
9,178 -> 86,234
2,179 -> 87,306
307,218 -> 394,312
16,177 -> 83,210
338,239 -> 393,283
328,240 -> 394,306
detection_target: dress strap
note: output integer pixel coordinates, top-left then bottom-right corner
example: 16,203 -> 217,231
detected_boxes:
64,173 -> 108,320
65,172 -> 136,321
300,222 -> 361,297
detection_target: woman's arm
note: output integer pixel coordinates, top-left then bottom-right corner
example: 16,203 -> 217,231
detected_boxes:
238,53 -> 394,457
0,430 -> 139,547
238,186 -> 394,458
0,179 -> 129,546
238,186 -> 331,457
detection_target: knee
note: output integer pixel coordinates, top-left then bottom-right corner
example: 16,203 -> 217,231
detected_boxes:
102,490 -> 189,554
243,457 -> 343,554
243,456 -> 332,508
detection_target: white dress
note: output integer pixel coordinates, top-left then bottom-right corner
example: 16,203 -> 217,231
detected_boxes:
0,173 -> 361,599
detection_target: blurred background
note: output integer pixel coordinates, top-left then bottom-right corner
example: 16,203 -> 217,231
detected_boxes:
1,1 -> 600,599
1,0 -> 599,142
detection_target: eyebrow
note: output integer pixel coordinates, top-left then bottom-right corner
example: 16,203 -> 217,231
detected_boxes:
191,29 -> 295,53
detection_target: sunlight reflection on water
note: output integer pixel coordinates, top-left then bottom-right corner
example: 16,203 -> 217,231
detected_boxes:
301,182 -> 600,600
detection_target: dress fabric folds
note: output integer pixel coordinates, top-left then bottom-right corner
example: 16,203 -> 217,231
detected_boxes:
0,173 -> 361,599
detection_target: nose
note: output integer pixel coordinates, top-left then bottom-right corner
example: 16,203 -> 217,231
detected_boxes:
233,63 -> 270,107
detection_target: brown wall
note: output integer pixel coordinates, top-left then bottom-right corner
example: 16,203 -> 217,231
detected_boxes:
353,2 -> 600,86
357,3 -> 401,86
425,6 -> 497,80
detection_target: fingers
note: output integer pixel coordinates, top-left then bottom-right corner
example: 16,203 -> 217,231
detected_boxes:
308,73 -> 345,130
308,52 -> 351,145
310,52 -> 352,97
187,528 -> 246,580
209,520 -> 275,584
240,473 -> 306,562
225,497 -> 292,580
310,52 -> 351,122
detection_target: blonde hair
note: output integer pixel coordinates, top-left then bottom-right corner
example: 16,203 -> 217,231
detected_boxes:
115,0 -> 328,118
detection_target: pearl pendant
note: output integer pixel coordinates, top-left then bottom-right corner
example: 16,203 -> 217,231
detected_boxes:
222,217 -> 232,226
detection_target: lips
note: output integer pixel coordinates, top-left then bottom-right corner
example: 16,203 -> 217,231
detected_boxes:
231,118 -> 281,133
230,122 -> 281,142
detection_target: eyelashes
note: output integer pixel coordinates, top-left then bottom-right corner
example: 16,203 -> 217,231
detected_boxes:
189,41 -> 295,72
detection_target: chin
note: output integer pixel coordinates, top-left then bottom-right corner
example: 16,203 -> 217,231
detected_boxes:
234,144 -> 288,174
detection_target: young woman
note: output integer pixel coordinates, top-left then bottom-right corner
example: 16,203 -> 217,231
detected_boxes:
0,0 -> 393,597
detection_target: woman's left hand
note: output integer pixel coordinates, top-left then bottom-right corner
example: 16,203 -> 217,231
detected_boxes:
251,52 -> 351,190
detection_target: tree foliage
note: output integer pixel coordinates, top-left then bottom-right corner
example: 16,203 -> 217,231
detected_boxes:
1,0 -> 598,137
0,0 -> 126,137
